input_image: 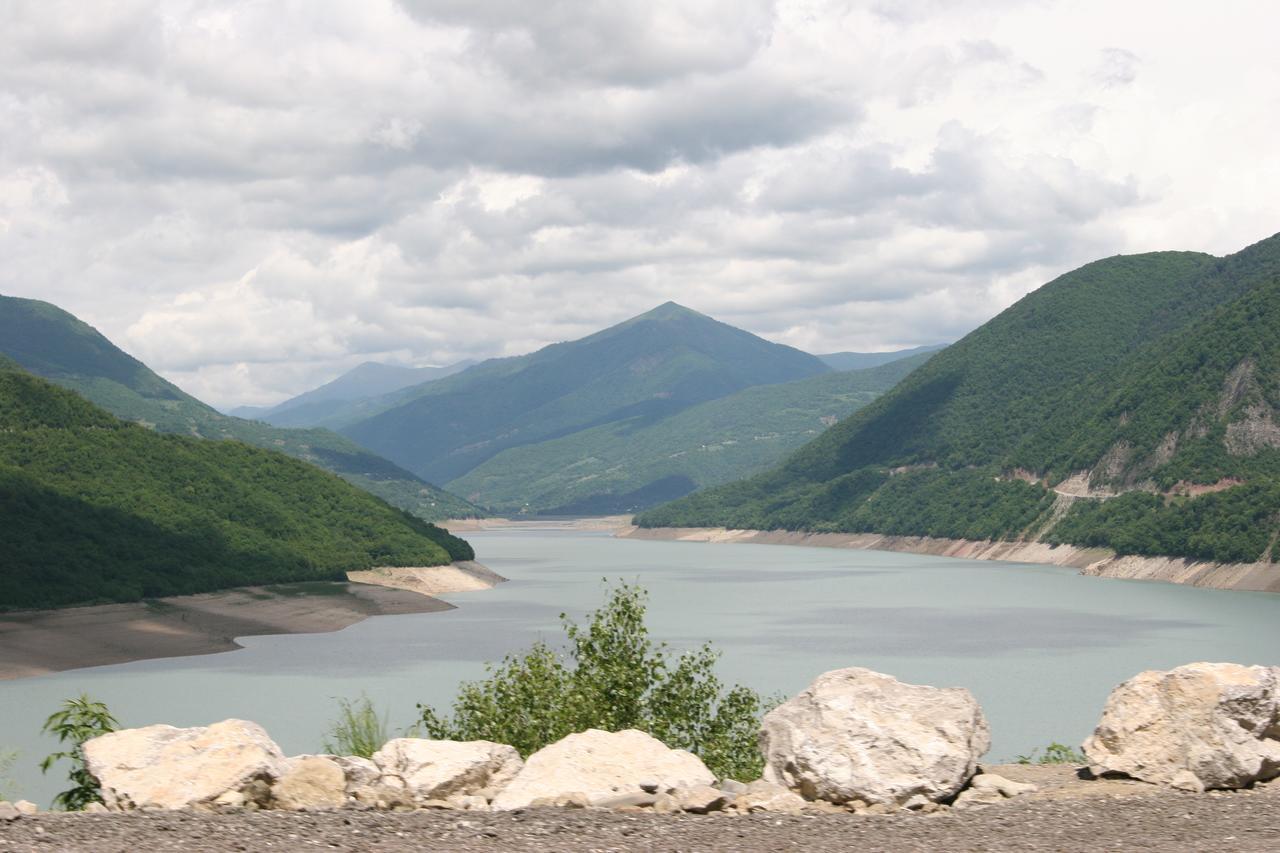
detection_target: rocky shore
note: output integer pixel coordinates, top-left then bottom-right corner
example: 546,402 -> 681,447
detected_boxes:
0,562 -> 505,680
621,526 -> 1280,593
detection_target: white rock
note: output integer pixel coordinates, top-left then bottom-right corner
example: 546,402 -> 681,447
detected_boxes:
760,667 -> 990,806
491,729 -> 714,810
733,779 -> 806,814
372,738 -> 522,803
271,755 -> 347,811
0,802 -> 19,822
13,801 -> 38,816
675,784 -> 729,814
331,756 -> 380,791
83,719 -> 287,811
1083,662 -> 1280,790
969,773 -> 1038,797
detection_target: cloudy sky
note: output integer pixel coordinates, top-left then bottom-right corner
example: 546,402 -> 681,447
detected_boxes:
4,0 -> 1279,407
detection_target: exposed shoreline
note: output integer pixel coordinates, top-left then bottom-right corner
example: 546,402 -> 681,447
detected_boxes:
0,562 -> 506,681
620,526 -> 1280,593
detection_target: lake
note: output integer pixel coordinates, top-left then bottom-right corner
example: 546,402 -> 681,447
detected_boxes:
2,528 -> 1276,806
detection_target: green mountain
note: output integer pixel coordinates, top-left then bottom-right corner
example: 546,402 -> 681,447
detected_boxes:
449,351 -> 936,514
0,366 -> 472,610
817,344 -> 948,371
235,359 -> 475,428
342,302 -> 831,486
640,234 -> 1280,566
0,296 -> 481,521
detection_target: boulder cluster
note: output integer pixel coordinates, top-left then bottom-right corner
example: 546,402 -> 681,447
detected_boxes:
13,661 -> 1270,819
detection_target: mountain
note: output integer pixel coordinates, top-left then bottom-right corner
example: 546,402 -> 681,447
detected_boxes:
817,344 -> 949,371
0,296 -> 482,522
639,234 -> 1280,566
342,302 -> 832,486
449,351 -> 936,514
237,360 -> 475,428
0,365 -> 472,610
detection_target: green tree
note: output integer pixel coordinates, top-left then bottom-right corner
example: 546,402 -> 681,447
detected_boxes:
418,581 -> 771,780
322,695 -> 389,759
39,694 -> 118,811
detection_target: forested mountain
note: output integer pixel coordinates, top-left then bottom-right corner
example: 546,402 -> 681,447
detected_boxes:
232,359 -> 474,427
640,234 -> 1280,566
817,343 -> 948,371
0,296 -> 481,521
450,351 -> 936,514
341,302 -> 831,486
0,367 -> 472,610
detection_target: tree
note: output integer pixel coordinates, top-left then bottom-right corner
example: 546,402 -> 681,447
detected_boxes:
418,581 -> 772,780
40,693 -> 118,811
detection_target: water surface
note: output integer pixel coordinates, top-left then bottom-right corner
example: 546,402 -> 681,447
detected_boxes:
2,530 -> 1276,806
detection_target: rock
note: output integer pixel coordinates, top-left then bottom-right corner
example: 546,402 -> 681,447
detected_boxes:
349,782 -> 413,810
372,738 -> 522,803
718,778 -> 747,796
953,787 -> 1005,810
13,801 -> 37,816
675,784 -> 728,814
969,773 -> 1038,798
1083,662 -> 1280,790
491,729 -> 715,810
271,755 -> 347,811
83,802 -> 109,814
331,756 -> 380,791
733,779 -> 807,814
652,792 -> 681,814
590,791 -> 658,809
761,667 -> 990,807
447,794 -> 489,811
83,719 -> 287,811
0,802 -> 19,821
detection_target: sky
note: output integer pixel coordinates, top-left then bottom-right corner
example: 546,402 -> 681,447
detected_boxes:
3,1 -> 1279,408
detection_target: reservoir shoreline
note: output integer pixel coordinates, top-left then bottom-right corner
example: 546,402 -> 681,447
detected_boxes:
621,526 -> 1280,593
0,561 -> 505,681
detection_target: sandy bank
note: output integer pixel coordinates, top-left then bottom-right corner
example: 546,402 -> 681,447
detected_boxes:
445,516 -> 633,532
621,527 -> 1280,593
0,562 -> 504,681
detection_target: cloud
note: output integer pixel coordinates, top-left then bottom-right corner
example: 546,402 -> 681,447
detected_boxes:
1,0 -> 1277,407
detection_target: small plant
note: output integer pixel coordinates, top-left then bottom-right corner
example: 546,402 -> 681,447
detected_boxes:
0,748 -> 16,800
418,580 -> 773,781
40,694 -> 118,811
1014,741 -> 1086,765
323,695 -> 389,758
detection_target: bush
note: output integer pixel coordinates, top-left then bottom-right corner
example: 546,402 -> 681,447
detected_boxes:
40,694 -> 118,810
418,581 -> 772,780
1015,742 -> 1086,765
322,695 -> 389,758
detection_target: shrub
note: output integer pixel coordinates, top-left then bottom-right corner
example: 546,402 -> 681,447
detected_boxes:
322,695 -> 389,758
1015,742 -> 1086,765
418,581 -> 772,780
39,694 -> 118,810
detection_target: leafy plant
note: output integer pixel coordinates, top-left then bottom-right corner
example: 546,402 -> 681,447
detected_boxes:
39,694 -> 118,811
322,695 -> 389,758
1014,742 -> 1086,765
418,581 -> 773,781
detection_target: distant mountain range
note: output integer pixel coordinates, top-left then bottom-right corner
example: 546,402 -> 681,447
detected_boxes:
0,296 -> 482,522
816,344 -> 948,371
230,360 -> 475,426
295,301 -> 938,513
0,363 -> 472,610
640,234 -> 1280,567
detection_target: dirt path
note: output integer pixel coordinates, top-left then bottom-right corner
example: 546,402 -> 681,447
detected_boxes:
1,780 -> 1276,852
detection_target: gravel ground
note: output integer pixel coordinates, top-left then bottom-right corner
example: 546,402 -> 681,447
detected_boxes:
1,780 -> 1277,853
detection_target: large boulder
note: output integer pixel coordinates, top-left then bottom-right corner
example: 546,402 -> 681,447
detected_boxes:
83,719 -> 287,811
760,667 -> 990,807
271,756 -> 347,811
372,738 -> 522,803
491,729 -> 715,810
1083,662 -> 1280,791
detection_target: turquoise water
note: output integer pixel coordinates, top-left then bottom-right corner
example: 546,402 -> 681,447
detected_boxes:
2,529 -> 1276,806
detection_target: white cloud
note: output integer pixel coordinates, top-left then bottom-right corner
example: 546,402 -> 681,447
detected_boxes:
1,0 -> 1278,407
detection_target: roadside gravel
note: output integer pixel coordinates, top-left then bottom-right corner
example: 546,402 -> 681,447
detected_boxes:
1,780 -> 1276,853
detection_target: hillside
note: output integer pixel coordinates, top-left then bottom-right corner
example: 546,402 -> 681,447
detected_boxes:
639,234 -> 1280,566
0,367 -> 473,610
817,344 -> 948,371
449,351 -> 936,514
236,360 -> 474,428
342,302 -> 831,486
0,296 -> 481,521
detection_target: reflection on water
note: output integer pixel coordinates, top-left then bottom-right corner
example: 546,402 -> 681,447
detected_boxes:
1,529 -> 1275,806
